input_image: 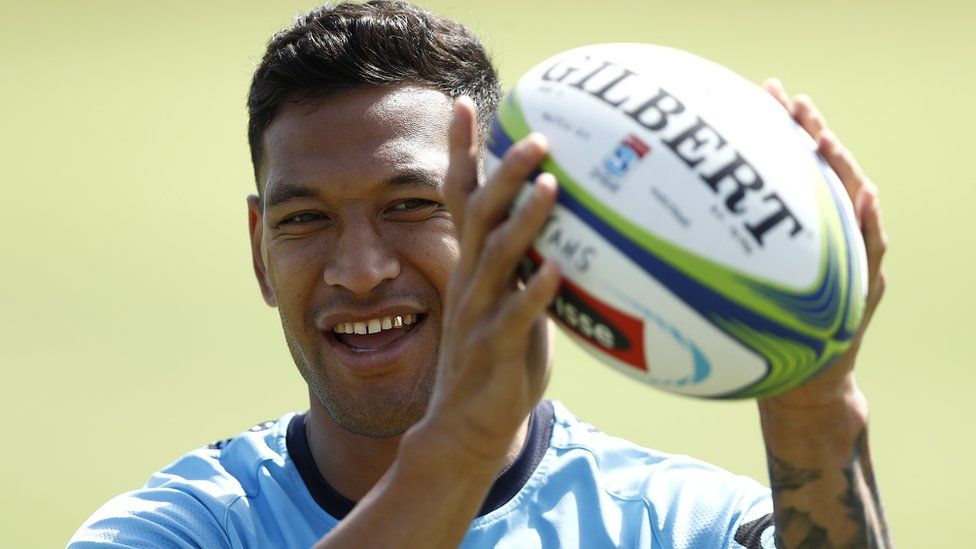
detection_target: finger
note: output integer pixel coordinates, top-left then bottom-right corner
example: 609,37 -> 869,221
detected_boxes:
499,259 -> 562,336
792,94 -> 828,142
462,172 -> 557,307
859,188 -> 888,289
855,190 -> 888,333
458,133 -> 548,277
525,318 -> 555,388
762,78 -> 794,115
818,130 -> 868,216
444,96 -> 480,236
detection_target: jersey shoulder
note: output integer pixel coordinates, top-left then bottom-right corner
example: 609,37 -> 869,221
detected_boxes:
549,401 -> 764,498
68,413 -> 298,548
546,401 -> 775,548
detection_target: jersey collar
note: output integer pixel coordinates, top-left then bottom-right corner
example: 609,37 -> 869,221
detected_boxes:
287,400 -> 556,520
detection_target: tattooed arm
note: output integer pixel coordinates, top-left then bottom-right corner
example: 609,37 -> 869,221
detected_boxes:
757,80 -> 893,549
761,390 -> 891,548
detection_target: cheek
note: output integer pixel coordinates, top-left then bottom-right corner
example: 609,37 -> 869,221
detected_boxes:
265,238 -> 325,308
397,222 -> 459,299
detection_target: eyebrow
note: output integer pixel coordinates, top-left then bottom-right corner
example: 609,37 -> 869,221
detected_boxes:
384,169 -> 443,191
263,182 -> 320,210
263,169 -> 444,210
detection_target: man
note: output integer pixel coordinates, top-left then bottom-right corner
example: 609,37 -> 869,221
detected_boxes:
71,2 -> 892,547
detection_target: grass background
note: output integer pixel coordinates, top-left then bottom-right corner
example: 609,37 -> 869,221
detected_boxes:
1,0 -> 972,546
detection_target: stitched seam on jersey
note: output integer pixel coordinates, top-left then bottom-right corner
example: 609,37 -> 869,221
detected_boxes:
221,495 -> 245,547
468,443 -> 559,528
548,402 -> 656,503
555,442 -> 774,548
219,413 -> 294,545
558,441 -> 653,503
547,442 -> 661,549
169,485 -> 236,548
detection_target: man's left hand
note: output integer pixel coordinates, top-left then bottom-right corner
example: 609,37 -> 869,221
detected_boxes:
761,78 -> 889,410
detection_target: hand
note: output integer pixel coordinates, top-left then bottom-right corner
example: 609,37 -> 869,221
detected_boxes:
760,79 -> 889,410
409,97 -> 561,470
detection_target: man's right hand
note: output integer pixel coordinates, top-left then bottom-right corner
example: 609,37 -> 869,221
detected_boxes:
407,95 -> 561,474
314,97 -> 560,549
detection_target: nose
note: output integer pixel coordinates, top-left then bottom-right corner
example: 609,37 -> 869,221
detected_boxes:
322,219 -> 401,295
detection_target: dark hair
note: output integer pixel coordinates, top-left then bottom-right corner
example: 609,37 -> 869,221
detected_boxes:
247,0 -> 501,188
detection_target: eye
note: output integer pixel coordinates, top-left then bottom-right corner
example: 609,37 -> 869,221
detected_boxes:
277,212 -> 325,226
390,198 -> 437,211
386,198 -> 443,222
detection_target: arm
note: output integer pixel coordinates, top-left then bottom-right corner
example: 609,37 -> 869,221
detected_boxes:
759,80 -> 893,548
313,97 -> 561,548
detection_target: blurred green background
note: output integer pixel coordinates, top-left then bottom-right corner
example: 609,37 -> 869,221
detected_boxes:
1,0 -> 972,546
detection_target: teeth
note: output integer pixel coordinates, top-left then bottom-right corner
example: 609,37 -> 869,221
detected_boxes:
333,314 -> 420,334
367,319 -> 381,334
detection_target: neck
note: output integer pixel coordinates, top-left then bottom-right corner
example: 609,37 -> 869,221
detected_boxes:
305,393 -> 531,502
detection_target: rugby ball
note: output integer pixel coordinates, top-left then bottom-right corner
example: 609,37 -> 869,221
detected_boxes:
486,43 -> 868,398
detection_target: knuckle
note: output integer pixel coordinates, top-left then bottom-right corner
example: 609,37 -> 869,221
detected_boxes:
863,180 -> 879,197
876,271 -> 888,295
486,234 -> 524,272
838,147 -> 856,167
483,229 -> 507,255
466,193 -> 491,224
793,93 -> 812,108
501,145 -> 531,172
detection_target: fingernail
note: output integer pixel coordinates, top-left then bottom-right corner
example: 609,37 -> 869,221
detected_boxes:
535,172 -> 556,190
542,258 -> 562,276
524,132 -> 548,153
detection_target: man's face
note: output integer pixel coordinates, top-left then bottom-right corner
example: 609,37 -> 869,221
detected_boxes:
248,85 -> 458,438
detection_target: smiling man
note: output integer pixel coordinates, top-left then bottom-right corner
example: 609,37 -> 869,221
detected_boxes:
70,2 -> 892,548
254,86 -> 456,441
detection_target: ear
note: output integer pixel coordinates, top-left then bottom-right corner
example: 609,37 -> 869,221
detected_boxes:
247,194 -> 276,307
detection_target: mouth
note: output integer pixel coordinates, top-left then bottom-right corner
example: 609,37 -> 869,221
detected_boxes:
330,313 -> 424,352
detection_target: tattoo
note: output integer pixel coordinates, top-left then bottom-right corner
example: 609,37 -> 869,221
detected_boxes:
768,428 -> 893,549
774,507 -> 830,549
839,428 -> 892,548
767,451 -> 822,494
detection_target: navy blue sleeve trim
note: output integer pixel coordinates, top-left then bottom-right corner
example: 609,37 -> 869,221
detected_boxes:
734,513 -> 775,548
286,400 -> 555,520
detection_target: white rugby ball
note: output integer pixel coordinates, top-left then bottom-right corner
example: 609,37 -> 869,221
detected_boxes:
486,43 -> 868,398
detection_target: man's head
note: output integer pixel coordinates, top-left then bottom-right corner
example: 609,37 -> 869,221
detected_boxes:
247,0 -> 500,189
246,2 -> 500,438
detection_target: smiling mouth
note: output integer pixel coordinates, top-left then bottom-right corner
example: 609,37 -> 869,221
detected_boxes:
331,314 -> 424,351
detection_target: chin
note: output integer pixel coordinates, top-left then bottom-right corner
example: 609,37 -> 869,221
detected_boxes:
313,380 -> 434,438
304,353 -> 437,438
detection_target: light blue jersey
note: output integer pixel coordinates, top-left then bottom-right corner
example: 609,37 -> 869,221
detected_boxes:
70,401 -> 776,548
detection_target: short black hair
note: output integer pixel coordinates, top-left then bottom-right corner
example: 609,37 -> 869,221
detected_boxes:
247,1 -> 501,188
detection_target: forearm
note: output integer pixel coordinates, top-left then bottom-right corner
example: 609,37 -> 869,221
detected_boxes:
312,423 -> 502,549
759,384 -> 893,548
